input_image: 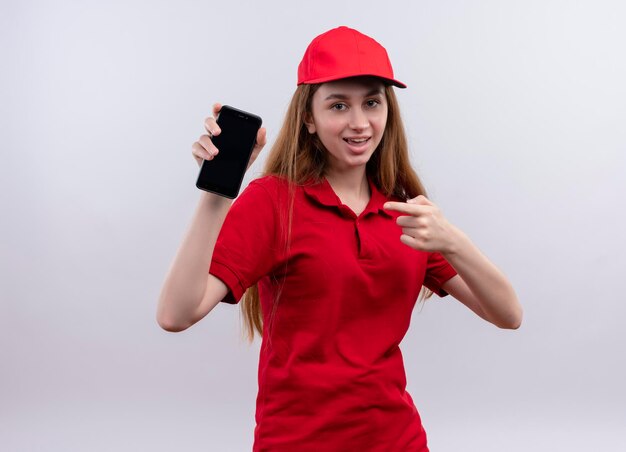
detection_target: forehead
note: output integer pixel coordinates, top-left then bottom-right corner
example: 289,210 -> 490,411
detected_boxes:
315,77 -> 386,99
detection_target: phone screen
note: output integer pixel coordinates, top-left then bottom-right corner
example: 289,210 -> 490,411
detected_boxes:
196,105 -> 262,198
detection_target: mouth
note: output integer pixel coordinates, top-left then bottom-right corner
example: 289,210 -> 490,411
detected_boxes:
343,137 -> 371,145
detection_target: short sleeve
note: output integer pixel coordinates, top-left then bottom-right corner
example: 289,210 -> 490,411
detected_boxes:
423,252 -> 457,297
209,177 -> 282,304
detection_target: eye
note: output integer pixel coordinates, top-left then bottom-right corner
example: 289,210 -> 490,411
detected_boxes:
365,99 -> 380,108
331,103 -> 347,111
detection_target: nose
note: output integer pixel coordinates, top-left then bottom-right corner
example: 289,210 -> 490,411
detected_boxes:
348,107 -> 369,131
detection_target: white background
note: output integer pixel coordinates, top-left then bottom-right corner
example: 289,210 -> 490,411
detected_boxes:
2,0 -> 625,450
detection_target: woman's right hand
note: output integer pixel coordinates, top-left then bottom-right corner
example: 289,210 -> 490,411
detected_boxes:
191,102 -> 267,168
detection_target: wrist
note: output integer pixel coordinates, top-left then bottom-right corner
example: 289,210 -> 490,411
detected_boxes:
200,190 -> 233,207
442,225 -> 471,257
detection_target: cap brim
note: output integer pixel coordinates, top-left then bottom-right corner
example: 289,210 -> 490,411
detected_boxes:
299,73 -> 407,89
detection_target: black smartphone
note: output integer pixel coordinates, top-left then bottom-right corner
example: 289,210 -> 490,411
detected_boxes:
195,105 -> 262,198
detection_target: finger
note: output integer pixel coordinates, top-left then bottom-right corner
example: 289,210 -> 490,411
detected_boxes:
192,141 -> 213,161
212,102 -> 222,118
396,215 -> 419,228
198,134 -> 219,156
247,127 -> 267,170
255,127 -> 267,149
407,195 -> 433,206
397,214 -> 433,230
204,117 -> 221,137
383,201 -> 413,214
401,227 -> 419,237
203,103 -> 223,136
399,234 -> 424,250
383,201 -> 430,215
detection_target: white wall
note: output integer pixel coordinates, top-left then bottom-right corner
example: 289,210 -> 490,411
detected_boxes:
2,0 -> 625,450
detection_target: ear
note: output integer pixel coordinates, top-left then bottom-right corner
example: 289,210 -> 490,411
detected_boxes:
303,112 -> 316,134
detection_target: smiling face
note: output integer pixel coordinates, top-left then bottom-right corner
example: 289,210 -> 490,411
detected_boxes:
305,77 -> 388,174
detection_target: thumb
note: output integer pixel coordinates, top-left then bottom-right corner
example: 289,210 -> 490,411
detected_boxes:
255,127 -> 267,149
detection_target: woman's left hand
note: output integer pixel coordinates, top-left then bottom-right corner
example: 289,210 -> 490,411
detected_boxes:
383,196 -> 459,254
386,196 -> 523,329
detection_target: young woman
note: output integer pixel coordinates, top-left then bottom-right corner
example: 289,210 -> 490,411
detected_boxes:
158,26 -> 522,452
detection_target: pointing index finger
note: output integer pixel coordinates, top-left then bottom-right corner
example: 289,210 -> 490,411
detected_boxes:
384,201 -> 432,216
383,201 -> 415,214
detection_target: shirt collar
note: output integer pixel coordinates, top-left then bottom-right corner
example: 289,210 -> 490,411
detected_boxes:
302,176 -> 392,218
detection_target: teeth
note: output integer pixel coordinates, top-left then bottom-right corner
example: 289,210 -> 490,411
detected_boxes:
346,138 -> 368,143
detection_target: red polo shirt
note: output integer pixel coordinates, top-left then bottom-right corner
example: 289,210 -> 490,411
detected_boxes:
210,175 -> 457,452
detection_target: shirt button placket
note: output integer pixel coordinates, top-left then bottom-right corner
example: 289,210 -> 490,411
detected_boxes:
355,218 -> 364,258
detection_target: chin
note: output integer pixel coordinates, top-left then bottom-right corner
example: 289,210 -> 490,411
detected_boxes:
344,155 -> 373,169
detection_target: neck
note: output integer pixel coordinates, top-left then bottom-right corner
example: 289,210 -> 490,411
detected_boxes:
324,166 -> 369,202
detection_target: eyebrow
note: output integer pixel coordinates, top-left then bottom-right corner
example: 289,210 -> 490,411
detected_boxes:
323,88 -> 384,101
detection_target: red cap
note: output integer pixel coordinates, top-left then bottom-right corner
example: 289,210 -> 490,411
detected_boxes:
297,26 -> 406,89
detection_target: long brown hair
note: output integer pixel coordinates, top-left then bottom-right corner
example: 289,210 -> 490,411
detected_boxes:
240,81 -> 433,342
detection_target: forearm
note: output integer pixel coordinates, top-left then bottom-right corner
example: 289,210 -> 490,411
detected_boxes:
157,191 -> 232,328
443,228 -> 523,329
